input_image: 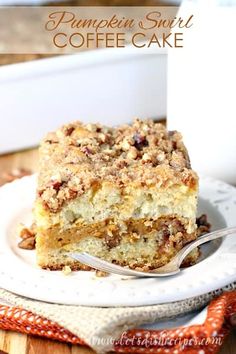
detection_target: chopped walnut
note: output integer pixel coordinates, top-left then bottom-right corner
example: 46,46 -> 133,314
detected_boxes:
170,151 -> 186,170
64,126 -> 75,136
18,237 -> 35,250
50,180 -> 62,191
196,214 -> 211,236
133,133 -> 148,150
81,146 -> 93,155
19,226 -> 34,239
17,224 -> 36,250
105,233 -> 121,249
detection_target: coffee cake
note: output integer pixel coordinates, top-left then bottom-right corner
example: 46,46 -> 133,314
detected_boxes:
34,119 -> 199,270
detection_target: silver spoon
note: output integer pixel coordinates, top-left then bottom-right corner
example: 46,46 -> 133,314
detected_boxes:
70,226 -> 236,277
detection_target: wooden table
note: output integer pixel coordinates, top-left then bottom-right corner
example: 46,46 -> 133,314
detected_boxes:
0,148 -> 235,354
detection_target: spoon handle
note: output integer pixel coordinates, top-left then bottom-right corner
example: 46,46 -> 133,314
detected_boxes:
177,226 -> 236,267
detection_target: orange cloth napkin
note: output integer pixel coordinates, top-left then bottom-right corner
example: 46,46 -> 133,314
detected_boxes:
0,291 -> 235,353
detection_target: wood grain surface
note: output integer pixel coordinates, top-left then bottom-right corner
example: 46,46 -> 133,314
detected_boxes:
0,148 -> 235,354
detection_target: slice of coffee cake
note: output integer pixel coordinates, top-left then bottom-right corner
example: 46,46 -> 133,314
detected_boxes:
34,119 -> 199,270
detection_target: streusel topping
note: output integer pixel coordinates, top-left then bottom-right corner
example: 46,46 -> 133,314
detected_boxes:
37,119 -> 197,211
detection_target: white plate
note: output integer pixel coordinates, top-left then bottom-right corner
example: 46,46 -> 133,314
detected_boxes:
0,175 -> 236,307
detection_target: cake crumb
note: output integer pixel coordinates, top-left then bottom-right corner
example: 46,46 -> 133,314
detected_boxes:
62,265 -> 72,275
95,270 -> 109,277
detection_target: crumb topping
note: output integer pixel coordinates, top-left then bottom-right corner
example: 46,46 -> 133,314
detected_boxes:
37,119 -> 197,212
